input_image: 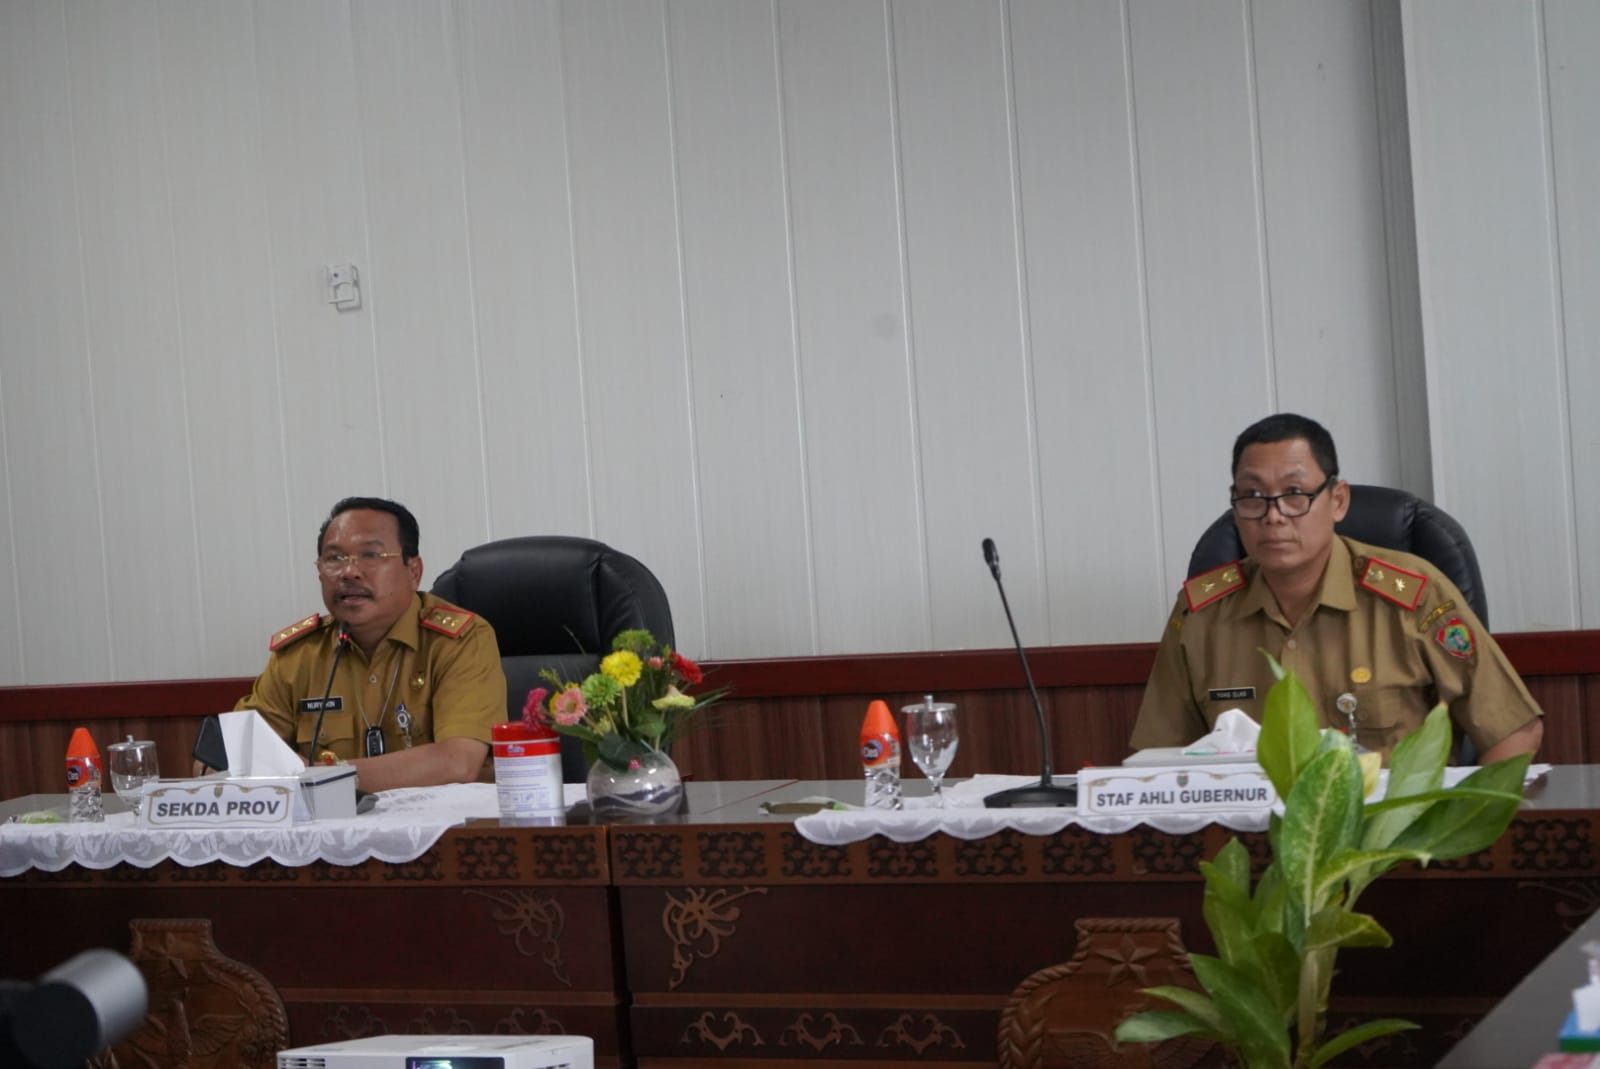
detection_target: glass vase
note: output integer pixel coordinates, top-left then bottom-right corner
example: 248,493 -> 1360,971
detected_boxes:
585,749 -> 683,822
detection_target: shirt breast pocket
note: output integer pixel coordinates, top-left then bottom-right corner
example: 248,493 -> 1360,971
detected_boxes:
1344,686 -> 1429,755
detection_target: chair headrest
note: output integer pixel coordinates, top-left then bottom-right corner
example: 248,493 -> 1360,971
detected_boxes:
431,536 -> 675,656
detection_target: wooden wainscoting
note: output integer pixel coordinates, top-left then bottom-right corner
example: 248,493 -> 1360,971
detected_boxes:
0,633 -> 1596,796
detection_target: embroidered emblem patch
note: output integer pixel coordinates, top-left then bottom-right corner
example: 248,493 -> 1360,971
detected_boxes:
1435,616 -> 1476,659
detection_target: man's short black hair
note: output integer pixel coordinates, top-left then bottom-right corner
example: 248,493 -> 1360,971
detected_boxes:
1232,413 -> 1340,481
318,497 -> 420,559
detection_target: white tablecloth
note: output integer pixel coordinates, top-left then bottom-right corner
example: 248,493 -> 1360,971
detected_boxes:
0,782 -> 583,877
789,767 -> 1551,846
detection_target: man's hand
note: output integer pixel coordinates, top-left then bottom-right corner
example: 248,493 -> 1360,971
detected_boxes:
347,736 -> 490,793
1479,717 -> 1544,765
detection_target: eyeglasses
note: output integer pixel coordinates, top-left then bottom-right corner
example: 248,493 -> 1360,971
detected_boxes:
1230,475 -> 1336,520
316,551 -> 404,576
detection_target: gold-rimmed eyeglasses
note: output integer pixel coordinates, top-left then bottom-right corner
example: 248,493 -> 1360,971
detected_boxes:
316,551 -> 404,576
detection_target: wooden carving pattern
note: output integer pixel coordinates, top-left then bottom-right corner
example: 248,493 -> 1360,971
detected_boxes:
998,917 -> 1219,1069
1041,828 -> 1116,877
1515,817 -> 1596,871
464,888 -> 570,986
1129,829 -> 1207,876
308,859 -> 372,883
697,830 -> 768,879
407,1006 -> 476,1034
238,864 -> 299,884
318,1005 -> 386,1041
1519,878 -> 1600,927
456,834 -> 522,881
866,838 -> 938,879
103,865 -> 161,885
781,1011 -> 864,1051
681,1010 -> 765,1050
662,886 -> 769,989
780,832 -> 853,879
955,830 -> 1027,877
384,852 -> 444,882
170,862 -> 231,885
1430,848 -> 1495,873
492,1007 -> 568,1035
877,1011 -> 965,1054
108,918 -> 288,1069
533,833 -> 601,881
615,830 -> 684,880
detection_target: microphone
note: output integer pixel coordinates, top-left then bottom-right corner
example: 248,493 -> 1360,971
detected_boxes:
305,627 -> 351,764
980,538 -> 1077,808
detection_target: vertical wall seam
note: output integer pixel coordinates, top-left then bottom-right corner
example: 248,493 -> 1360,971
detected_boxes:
1534,0 -> 1582,626
446,0 -> 494,541
999,0 -> 1050,642
1368,0 -> 1413,492
659,0 -> 713,650
555,4 -> 596,538
770,0 -> 823,655
346,0 -> 388,492
1242,0 -> 1278,410
883,0 -> 934,649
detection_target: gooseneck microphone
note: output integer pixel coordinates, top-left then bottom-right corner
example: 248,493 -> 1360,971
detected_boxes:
980,538 -> 1078,808
305,627 -> 352,764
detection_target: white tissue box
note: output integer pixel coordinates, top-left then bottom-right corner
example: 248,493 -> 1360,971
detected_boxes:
1078,763 -> 1276,817
140,766 -> 356,828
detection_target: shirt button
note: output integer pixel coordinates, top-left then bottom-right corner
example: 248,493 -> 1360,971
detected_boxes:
1285,639 -> 1297,651
369,674 -> 378,684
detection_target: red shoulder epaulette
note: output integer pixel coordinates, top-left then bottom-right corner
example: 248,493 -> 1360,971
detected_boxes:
268,613 -> 322,651
421,604 -> 476,638
1184,561 -> 1245,611
1357,555 -> 1428,611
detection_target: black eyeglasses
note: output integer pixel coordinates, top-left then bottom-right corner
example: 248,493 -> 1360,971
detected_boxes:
1230,475 -> 1336,520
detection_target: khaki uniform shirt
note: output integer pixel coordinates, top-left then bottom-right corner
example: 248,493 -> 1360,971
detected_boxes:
237,592 -> 506,762
1130,536 -> 1541,758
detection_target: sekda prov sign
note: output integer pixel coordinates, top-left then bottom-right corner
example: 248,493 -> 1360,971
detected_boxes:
141,779 -> 297,828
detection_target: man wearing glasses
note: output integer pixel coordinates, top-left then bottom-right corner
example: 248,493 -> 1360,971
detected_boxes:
235,497 -> 506,791
1130,414 -> 1542,763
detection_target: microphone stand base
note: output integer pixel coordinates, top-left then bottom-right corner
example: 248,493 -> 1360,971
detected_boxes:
983,779 -> 1078,808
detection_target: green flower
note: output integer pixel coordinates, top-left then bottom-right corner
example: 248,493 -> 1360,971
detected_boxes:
582,673 -> 622,708
652,685 -> 695,711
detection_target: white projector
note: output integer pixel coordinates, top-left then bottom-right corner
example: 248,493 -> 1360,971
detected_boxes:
277,1034 -> 594,1069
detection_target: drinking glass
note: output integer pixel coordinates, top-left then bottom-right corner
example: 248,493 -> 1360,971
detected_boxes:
903,696 -> 959,806
107,736 -> 160,817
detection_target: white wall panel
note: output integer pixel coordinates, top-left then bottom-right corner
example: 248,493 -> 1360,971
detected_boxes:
454,0 -> 592,547
159,0 -> 296,676
253,0 -> 384,625
1545,0 -> 1600,629
65,0 -> 206,681
1252,0 -> 1403,486
1128,0 -> 1275,593
1404,1 -> 1579,630
890,0 -> 1041,650
667,0 -> 815,658
0,0 -> 111,683
350,0 -> 489,581
779,0 -> 928,653
1010,0 -> 1167,643
561,1 -> 706,654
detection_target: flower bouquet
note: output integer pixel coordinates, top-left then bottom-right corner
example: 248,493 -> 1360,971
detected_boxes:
523,629 -> 726,773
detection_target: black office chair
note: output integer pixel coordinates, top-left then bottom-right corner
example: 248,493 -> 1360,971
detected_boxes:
1188,483 -> 1487,762
431,536 -> 676,783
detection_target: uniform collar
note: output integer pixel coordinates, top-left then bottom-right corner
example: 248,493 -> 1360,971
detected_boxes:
1241,535 -> 1358,618
355,593 -> 424,659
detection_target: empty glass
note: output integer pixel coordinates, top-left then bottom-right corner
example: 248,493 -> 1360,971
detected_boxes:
106,736 -> 159,818
903,695 -> 959,806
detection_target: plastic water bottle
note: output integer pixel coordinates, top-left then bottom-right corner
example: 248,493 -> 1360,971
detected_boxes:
493,719 -> 566,825
860,699 -> 903,810
65,727 -> 105,823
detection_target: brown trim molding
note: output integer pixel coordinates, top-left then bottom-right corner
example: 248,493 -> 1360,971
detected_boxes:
0,630 -> 1594,722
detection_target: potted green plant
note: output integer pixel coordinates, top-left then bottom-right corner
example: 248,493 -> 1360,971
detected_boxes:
1114,661 -> 1531,1069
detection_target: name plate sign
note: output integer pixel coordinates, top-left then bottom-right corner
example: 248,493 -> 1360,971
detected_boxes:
142,779 -> 298,828
1077,763 -> 1276,817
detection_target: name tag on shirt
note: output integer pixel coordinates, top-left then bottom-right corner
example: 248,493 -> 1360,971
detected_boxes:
297,697 -> 343,714
1208,687 -> 1255,702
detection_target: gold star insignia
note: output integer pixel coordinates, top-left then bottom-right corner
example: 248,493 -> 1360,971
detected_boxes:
1394,578 -> 1406,593
1202,581 -> 1216,593
1371,568 -> 1385,583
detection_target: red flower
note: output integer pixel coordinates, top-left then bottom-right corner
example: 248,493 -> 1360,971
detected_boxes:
521,686 -> 549,724
671,652 -> 703,686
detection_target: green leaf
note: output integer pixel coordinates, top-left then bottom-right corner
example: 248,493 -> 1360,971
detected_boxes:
1213,836 -> 1252,892
1133,985 -> 1229,1036
1361,705 -> 1450,852
1256,660 -> 1324,799
1251,929 -> 1302,1021
1388,755 -> 1531,860
1191,954 -> 1292,1068
596,733 -> 651,771
1202,858 -> 1263,978
1314,847 -> 1431,903
1305,906 -> 1392,951
1275,748 -> 1363,920
1308,1018 -> 1419,1068
1114,1009 -> 1219,1044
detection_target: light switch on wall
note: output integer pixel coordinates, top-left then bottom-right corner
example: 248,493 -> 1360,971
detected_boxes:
325,263 -> 361,310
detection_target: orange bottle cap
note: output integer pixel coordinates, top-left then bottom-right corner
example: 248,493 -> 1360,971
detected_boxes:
67,727 -> 100,759
859,699 -> 898,740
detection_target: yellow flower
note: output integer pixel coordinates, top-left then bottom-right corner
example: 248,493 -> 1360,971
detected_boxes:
601,650 -> 643,687
652,685 -> 695,711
